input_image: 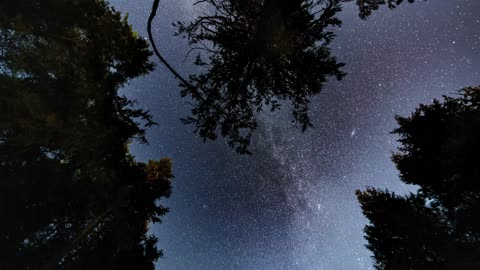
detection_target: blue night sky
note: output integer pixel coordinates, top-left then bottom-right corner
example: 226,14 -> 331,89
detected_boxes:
110,0 -> 479,269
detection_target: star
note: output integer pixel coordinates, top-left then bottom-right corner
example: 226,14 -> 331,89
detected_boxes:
109,0 -> 480,268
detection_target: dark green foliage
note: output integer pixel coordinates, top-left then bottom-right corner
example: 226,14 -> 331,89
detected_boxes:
145,0 -> 420,154
0,1 -> 172,269
357,87 -> 480,270
354,0 -> 416,19
174,0 -> 346,153
164,0 -> 418,153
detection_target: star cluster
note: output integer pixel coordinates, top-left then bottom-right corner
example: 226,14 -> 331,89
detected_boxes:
110,0 -> 479,269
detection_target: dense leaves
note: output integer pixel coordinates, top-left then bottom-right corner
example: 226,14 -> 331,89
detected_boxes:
355,0 -> 417,19
357,87 -> 480,270
173,0 -> 346,153
0,1 -> 172,269
145,0 -> 419,153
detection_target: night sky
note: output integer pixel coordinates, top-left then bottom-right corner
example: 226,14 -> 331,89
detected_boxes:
110,1 -> 479,269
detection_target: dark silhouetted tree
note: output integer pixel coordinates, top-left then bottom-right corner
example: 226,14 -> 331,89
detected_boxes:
148,0 -> 346,153
147,0 -> 420,154
175,0 -> 347,154
0,1 -> 172,269
357,86 -> 480,270
355,0 -> 417,19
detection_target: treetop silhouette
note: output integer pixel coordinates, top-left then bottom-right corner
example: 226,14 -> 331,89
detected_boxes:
0,1 -> 172,269
357,86 -> 480,269
174,0 -> 346,154
148,0 -> 418,154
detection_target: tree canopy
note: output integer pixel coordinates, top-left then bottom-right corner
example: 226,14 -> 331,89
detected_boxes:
148,0 -> 418,153
355,0 -> 417,19
173,0 -> 346,154
357,86 -> 480,270
0,0 -> 172,269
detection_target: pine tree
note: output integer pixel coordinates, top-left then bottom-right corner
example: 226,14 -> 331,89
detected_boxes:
171,0 -> 346,153
357,87 -> 480,270
0,1 -> 172,269
148,0 -> 419,153
355,0 -> 417,19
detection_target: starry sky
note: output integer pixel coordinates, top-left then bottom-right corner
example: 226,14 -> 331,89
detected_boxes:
110,0 -> 479,269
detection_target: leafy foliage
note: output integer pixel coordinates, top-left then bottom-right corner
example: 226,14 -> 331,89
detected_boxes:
354,0 -> 417,19
145,0 -> 420,154
0,1 -> 172,269
174,0 -> 346,153
357,87 -> 480,270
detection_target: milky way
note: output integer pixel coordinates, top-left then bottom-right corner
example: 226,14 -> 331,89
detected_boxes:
110,0 -> 479,269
